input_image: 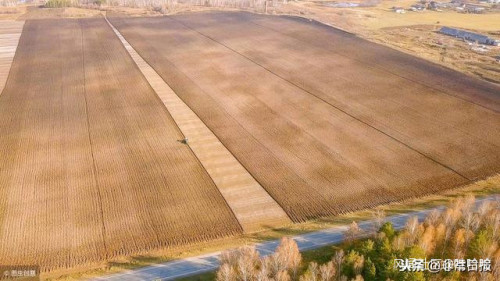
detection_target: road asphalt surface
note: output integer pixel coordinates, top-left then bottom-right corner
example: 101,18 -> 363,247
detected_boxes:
92,195 -> 499,281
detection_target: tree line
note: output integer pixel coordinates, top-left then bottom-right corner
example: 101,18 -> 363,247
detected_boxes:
216,195 -> 500,281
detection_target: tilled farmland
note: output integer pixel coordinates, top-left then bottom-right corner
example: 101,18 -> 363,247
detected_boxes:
109,12 -> 500,222
0,18 -> 241,270
1,10 -> 499,272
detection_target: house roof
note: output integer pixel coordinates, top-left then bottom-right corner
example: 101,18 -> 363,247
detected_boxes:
439,27 -> 492,42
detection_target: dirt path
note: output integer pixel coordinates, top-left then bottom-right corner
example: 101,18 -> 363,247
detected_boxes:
0,20 -> 24,95
105,16 -> 291,233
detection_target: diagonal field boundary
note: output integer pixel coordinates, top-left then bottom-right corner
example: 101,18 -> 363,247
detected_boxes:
92,195 -> 500,281
0,20 -> 24,95
104,16 -> 291,233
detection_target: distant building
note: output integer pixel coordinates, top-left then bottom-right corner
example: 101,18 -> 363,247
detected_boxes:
428,1 -> 438,9
464,4 -> 486,13
410,4 -> 427,11
392,7 -> 406,13
439,27 -> 499,45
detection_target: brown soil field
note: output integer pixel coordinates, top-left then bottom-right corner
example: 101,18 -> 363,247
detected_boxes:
109,11 -> 500,222
107,19 -> 291,232
0,17 -> 241,270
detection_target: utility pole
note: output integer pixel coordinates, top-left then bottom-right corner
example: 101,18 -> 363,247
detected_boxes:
440,46 -> 447,62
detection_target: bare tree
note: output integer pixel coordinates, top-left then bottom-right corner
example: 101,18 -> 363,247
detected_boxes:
419,225 -> 436,255
303,262 -> 319,281
405,216 -> 420,245
372,209 -> 386,233
440,207 -> 462,257
352,274 -> 365,281
288,240 -> 302,279
256,256 -> 271,281
434,223 -> 446,243
392,234 -> 405,251
218,246 -> 259,281
267,251 -> 282,276
425,209 -> 441,227
275,270 -> 291,281
463,195 -> 476,214
441,225 -> 453,257
486,210 -> 500,240
452,197 -> 467,216
217,263 -> 236,281
269,252 -> 283,276
300,262 -> 319,281
351,275 -> 364,281
299,274 -> 312,281
434,223 -> 447,257
333,250 -> 345,281
268,237 -> 302,278
353,255 -> 364,276
492,256 -> 500,281
452,228 -> 466,259
220,249 -> 239,267
319,261 -> 336,281
344,221 -> 361,243
237,246 -> 260,281
478,201 -> 494,221
443,207 -> 461,230
461,211 -> 479,249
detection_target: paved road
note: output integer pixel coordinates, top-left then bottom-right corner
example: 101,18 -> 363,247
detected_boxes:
92,195 -> 498,281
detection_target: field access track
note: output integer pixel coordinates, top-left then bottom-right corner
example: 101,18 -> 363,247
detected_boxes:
0,20 -> 24,94
0,18 -> 241,270
109,12 -> 500,222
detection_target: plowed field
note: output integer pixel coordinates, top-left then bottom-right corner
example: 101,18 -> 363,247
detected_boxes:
109,12 -> 500,222
0,17 -> 241,270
